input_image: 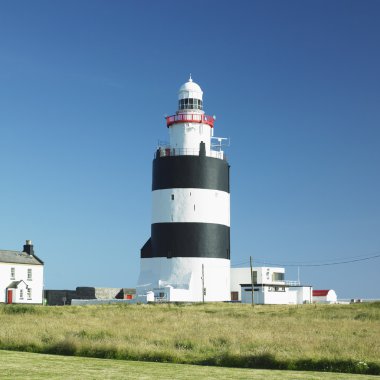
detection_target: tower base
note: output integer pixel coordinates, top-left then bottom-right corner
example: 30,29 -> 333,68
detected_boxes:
137,257 -> 230,302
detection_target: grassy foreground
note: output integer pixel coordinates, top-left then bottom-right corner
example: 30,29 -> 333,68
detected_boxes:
0,350 -> 378,380
0,302 -> 379,375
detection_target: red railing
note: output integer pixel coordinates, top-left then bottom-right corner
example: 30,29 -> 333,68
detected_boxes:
166,114 -> 214,128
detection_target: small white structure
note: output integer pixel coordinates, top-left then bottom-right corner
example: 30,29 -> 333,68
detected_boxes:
231,267 -> 312,305
0,241 -> 44,304
313,289 -> 337,304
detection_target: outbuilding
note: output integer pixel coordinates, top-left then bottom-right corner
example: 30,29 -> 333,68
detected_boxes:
232,267 -> 312,305
313,289 -> 337,304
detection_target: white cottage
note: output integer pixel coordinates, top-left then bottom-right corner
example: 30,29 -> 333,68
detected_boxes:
0,240 -> 44,304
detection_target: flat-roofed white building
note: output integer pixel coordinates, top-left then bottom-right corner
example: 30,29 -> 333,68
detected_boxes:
231,267 -> 285,301
231,267 -> 312,305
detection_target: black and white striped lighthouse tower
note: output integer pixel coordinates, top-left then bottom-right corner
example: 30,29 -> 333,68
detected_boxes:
137,76 -> 230,302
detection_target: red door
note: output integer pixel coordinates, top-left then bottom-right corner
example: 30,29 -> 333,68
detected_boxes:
7,289 -> 13,304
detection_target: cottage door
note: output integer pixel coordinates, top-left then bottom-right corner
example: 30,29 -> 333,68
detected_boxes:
7,289 -> 13,304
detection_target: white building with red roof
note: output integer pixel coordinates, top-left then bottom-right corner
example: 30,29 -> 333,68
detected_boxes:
313,289 -> 337,304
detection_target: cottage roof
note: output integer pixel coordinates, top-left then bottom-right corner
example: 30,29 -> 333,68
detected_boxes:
7,280 -> 27,289
0,249 -> 44,265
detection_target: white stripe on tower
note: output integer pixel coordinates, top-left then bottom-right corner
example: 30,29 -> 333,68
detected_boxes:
152,188 -> 230,225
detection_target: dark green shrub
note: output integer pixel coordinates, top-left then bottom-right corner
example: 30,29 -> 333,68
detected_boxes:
0,305 -> 37,315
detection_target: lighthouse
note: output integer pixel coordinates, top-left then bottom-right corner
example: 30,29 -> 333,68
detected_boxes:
137,76 -> 230,302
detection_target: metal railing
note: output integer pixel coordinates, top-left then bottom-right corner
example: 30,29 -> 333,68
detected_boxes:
166,114 -> 215,128
155,147 -> 225,160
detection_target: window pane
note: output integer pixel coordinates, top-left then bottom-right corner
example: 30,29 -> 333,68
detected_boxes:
272,272 -> 284,281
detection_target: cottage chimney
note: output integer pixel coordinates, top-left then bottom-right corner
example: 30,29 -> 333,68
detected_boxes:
23,240 -> 34,256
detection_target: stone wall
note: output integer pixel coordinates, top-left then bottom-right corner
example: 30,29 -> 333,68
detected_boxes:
45,287 -> 136,305
44,289 -> 78,306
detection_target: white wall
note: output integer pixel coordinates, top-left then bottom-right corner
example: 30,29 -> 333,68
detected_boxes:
257,267 -> 285,284
152,188 -> 230,226
0,262 -> 44,304
169,122 -> 212,155
137,257 -> 230,302
230,268 -> 252,300
262,286 -> 290,305
230,267 -> 286,301
289,286 -> 312,304
241,285 -> 312,305
313,290 -> 337,304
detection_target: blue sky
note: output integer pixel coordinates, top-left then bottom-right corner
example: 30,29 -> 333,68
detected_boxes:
1,1 -> 379,298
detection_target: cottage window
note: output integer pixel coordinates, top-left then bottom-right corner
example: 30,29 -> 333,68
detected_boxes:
27,288 -> 32,300
27,268 -> 32,280
20,289 -> 24,300
10,267 -> 15,280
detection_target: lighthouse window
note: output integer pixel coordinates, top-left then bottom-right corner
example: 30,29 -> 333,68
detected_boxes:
171,194 -> 174,200
178,98 -> 203,110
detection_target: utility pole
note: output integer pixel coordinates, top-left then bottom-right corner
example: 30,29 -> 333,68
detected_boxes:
202,264 -> 205,303
250,256 -> 254,307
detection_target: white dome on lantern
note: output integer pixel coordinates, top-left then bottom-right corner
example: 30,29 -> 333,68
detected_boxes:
178,75 -> 203,100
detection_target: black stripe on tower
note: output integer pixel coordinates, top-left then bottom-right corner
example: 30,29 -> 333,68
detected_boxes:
152,155 -> 230,193
141,223 -> 230,259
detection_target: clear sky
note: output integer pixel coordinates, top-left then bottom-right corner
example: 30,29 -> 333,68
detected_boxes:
1,1 -> 379,298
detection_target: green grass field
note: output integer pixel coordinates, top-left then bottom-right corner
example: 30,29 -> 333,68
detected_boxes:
0,302 -> 379,375
0,350 -> 378,380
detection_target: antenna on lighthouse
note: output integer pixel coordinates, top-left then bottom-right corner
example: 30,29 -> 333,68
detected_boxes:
189,73 -> 193,82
